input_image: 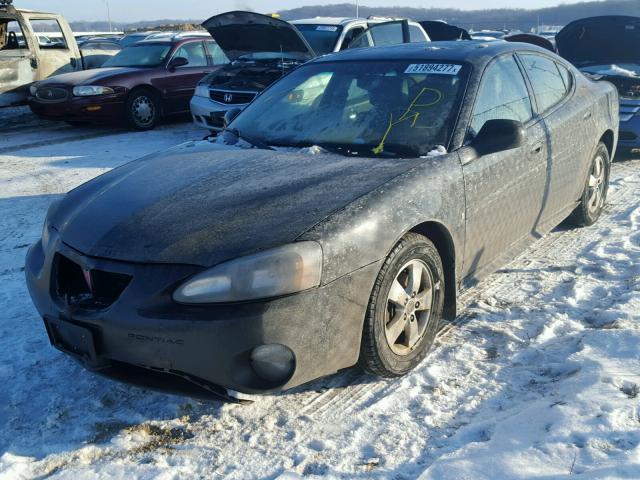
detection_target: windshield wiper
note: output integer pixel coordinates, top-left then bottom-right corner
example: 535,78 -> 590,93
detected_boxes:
223,128 -> 274,150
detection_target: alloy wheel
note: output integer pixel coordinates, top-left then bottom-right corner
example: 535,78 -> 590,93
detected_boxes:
384,259 -> 438,356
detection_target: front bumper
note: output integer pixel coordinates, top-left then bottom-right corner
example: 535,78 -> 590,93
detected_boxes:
25,232 -> 379,397
618,98 -> 640,151
28,93 -> 126,124
190,94 -> 248,131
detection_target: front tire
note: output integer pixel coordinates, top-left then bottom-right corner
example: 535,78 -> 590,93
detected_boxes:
568,142 -> 610,227
359,233 -> 444,377
126,89 -> 160,131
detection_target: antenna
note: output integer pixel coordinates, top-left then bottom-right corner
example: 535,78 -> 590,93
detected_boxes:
356,0 -> 359,18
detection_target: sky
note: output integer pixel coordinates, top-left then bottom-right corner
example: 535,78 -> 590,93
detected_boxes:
20,0 -> 587,23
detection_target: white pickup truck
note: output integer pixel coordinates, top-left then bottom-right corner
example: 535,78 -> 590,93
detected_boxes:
0,0 -> 118,106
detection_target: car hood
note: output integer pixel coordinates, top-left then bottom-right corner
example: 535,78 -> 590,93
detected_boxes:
556,16 -> 640,66
202,11 -> 315,62
50,142 -> 418,267
35,67 -> 142,86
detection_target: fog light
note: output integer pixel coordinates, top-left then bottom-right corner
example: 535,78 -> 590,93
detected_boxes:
250,344 -> 295,384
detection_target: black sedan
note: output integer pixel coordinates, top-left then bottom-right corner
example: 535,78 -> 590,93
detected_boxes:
26,41 -> 618,399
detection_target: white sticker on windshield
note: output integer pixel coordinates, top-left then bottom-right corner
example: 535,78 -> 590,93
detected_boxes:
316,26 -> 338,32
404,63 -> 462,75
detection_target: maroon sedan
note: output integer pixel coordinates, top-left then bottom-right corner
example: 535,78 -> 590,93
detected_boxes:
28,34 -> 227,130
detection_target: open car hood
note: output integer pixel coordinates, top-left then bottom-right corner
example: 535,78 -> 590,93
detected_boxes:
556,16 -> 640,66
505,33 -> 556,53
202,11 -> 315,62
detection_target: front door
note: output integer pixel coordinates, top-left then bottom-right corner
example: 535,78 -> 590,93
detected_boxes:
461,54 -> 548,283
0,16 -> 37,105
157,40 -> 212,114
26,16 -> 80,79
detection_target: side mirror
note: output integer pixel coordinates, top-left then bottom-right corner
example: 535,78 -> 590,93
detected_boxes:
168,56 -> 188,70
471,119 -> 525,156
223,107 -> 242,127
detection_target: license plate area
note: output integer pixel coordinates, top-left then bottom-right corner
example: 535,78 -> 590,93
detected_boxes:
44,316 -> 109,369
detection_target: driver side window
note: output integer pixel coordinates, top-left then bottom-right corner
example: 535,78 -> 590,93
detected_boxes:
469,55 -> 533,138
172,41 -> 207,67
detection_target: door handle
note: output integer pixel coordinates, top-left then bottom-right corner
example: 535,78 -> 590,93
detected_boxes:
583,111 -> 592,121
530,142 -> 543,155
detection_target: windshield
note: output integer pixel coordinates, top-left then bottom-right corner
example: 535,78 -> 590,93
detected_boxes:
230,60 -> 468,158
102,44 -> 170,67
295,24 -> 343,55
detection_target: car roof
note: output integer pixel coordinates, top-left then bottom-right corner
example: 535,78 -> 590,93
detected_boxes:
291,17 -> 362,26
313,40 -> 553,65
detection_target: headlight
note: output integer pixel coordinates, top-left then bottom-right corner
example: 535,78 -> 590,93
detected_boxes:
72,85 -> 115,97
194,83 -> 210,98
29,84 -> 38,96
173,242 -> 323,304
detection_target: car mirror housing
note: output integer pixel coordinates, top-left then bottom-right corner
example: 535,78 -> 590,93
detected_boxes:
224,107 -> 243,127
471,119 -> 526,156
168,56 -> 189,70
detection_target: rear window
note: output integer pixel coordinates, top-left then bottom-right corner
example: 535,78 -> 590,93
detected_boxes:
520,54 -> 569,113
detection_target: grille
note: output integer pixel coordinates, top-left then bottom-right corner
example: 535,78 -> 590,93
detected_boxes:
52,253 -> 132,310
35,87 -> 68,102
210,89 -> 257,105
608,77 -> 640,99
619,131 -> 638,141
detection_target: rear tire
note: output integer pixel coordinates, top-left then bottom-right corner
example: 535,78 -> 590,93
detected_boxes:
567,142 -> 610,227
126,89 -> 160,131
359,233 -> 444,377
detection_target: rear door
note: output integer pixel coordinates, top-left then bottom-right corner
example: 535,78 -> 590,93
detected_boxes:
159,40 -> 212,114
25,15 -> 81,78
461,54 -> 548,283
0,15 -> 37,105
518,53 -> 590,224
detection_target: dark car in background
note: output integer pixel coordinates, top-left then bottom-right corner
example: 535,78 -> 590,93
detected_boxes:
557,16 -> 640,153
190,11 -> 429,131
26,41 -> 617,399
28,33 -> 227,129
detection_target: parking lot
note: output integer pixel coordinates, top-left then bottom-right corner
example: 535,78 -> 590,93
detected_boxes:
1,107 -> 639,478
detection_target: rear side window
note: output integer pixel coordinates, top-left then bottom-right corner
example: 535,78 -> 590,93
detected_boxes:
556,62 -> 573,91
520,54 -> 568,113
409,24 -> 428,42
173,41 -> 207,67
470,55 -> 533,136
205,40 -> 228,65
29,19 -> 68,49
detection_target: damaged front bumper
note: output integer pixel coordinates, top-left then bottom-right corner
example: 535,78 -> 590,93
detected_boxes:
25,231 -> 378,399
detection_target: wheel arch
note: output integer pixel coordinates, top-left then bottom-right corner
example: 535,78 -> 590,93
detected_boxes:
599,129 -> 615,160
408,221 -> 457,320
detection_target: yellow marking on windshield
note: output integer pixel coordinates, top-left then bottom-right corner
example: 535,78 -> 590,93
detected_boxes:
372,87 -> 443,155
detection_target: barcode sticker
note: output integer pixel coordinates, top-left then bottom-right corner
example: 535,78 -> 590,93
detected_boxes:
404,63 -> 462,75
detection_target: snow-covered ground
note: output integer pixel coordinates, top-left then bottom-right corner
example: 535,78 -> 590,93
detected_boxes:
1,107 -> 639,479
